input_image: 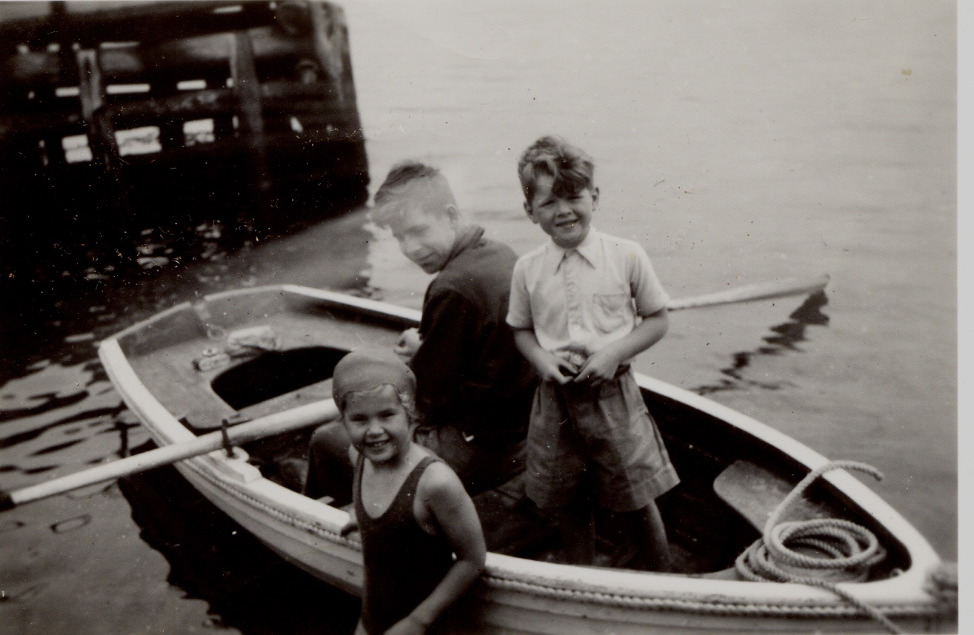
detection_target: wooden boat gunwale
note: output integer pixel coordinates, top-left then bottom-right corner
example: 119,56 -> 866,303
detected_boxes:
97,284 -> 952,630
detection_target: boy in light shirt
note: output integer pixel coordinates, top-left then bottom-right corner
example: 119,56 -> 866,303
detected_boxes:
506,135 -> 679,570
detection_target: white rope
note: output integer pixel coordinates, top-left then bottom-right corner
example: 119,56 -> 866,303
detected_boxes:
735,460 -> 901,633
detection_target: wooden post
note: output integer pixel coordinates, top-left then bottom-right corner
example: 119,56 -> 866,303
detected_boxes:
156,81 -> 184,152
76,48 -> 121,174
307,1 -> 368,203
228,31 -> 272,227
307,1 -> 346,104
30,87 -> 69,168
76,45 -> 131,224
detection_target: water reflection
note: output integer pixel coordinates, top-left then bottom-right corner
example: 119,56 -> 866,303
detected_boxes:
119,451 -> 360,634
2,222 -> 244,373
0,358 -> 123,482
694,291 -> 830,395
1,208 -> 371,489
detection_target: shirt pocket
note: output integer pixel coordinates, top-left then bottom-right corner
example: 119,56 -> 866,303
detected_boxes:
592,293 -> 631,332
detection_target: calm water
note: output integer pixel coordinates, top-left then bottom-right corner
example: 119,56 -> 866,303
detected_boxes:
0,1 -> 957,633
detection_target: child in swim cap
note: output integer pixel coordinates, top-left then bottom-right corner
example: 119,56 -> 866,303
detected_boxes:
334,350 -> 486,634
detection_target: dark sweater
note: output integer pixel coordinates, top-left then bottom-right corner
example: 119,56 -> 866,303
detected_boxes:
410,225 -> 535,442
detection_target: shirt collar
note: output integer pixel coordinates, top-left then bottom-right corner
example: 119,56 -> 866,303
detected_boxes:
547,229 -> 599,272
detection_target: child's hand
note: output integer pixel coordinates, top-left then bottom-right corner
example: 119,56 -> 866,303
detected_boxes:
535,351 -> 579,384
385,615 -> 428,635
340,511 -> 359,537
572,350 -> 620,386
394,327 -> 421,362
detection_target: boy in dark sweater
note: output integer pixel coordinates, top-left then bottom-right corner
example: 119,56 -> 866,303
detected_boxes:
306,161 -> 535,502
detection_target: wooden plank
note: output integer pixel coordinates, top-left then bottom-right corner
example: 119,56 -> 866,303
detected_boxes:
1,27 -> 311,88
0,83 -> 363,141
713,460 -> 831,532
0,1 -> 278,48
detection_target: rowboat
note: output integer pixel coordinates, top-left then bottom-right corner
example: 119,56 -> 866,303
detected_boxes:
93,283 -> 956,633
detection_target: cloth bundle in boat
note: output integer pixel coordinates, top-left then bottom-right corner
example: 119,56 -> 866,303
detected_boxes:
226,325 -> 280,355
332,349 -> 416,407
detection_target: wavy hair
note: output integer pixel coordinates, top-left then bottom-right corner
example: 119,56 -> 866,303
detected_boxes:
517,135 -> 595,202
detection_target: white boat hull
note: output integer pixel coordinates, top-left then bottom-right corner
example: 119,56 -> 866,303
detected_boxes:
97,285 -> 955,633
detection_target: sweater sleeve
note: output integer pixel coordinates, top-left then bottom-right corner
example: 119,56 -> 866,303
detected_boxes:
410,286 -> 477,429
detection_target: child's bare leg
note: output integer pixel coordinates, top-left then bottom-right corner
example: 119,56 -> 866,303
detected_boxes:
621,501 -> 672,571
549,500 -> 595,564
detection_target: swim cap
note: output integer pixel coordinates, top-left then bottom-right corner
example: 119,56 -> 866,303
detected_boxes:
332,349 -> 416,406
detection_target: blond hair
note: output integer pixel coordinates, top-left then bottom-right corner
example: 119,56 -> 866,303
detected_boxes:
371,160 -> 460,228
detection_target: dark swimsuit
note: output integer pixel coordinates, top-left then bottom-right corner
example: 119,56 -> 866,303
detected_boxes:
355,454 -> 454,635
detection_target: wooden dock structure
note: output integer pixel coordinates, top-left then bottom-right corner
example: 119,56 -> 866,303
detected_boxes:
0,1 -> 369,237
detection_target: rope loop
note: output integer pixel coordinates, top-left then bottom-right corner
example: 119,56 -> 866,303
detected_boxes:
735,460 -> 903,633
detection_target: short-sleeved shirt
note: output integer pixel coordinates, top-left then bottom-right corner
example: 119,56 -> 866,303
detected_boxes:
507,229 -> 669,360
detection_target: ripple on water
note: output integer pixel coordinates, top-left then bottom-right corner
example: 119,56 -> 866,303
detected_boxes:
0,360 -> 133,491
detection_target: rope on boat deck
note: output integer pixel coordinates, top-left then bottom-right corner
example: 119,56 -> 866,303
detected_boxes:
734,460 -> 903,634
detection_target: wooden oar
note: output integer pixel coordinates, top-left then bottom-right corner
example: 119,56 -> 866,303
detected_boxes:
668,273 -> 829,311
0,274 -> 827,511
0,398 -> 339,511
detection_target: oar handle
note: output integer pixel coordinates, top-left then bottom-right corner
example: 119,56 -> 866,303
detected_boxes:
1,398 -> 339,511
668,274 -> 829,311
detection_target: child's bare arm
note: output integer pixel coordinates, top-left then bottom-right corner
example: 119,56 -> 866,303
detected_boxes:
339,508 -> 358,537
513,328 -> 578,383
391,464 -> 486,634
574,308 -> 668,384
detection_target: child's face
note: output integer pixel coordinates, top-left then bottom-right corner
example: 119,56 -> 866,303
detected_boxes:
525,174 -> 598,249
386,200 -> 459,274
341,384 -> 412,465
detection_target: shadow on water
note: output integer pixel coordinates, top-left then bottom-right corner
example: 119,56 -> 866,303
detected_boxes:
0,200 -> 372,485
1,203 -> 369,379
693,291 -> 830,396
118,441 -> 361,635
0,353 -> 133,483
2,218 -> 251,376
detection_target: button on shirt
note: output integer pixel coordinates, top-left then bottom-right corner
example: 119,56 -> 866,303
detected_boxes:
507,230 -> 669,360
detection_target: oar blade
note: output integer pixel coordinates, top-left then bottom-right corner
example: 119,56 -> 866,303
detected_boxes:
1,398 -> 338,511
668,274 -> 829,311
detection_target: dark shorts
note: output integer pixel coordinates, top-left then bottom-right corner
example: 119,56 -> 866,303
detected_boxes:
525,369 -> 680,512
414,424 -> 525,495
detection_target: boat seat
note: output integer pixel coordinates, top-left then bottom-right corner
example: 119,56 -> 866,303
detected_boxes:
713,460 -> 831,532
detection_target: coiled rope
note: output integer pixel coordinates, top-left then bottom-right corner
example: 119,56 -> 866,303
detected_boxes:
734,460 -> 902,634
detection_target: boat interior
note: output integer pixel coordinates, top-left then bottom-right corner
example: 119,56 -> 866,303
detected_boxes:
117,287 -> 914,579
